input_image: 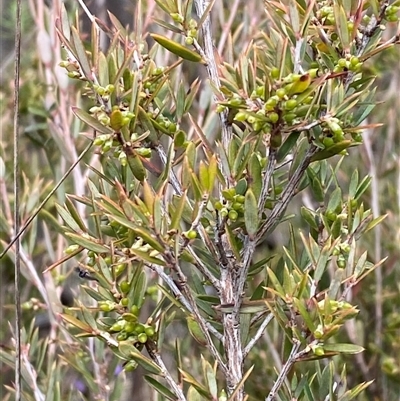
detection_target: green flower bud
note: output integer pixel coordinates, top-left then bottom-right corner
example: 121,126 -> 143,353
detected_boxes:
117,332 -> 128,341
228,210 -> 238,221
130,305 -> 140,316
138,333 -> 148,343
64,244 -> 80,254
184,230 -> 197,239
145,326 -> 155,337
170,13 -> 184,23
270,67 -> 280,79
110,321 -> 126,332
234,111 -> 247,121
134,323 -> 145,334
268,112 -> 279,123
284,99 -> 297,111
276,88 -> 286,99
185,36 -> 194,45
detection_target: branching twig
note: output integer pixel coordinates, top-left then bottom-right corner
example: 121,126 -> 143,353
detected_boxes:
256,145 -> 319,243
147,263 -> 225,348
154,145 -> 220,291
164,253 -> 227,373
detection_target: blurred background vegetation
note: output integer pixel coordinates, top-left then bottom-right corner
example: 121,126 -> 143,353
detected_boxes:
0,0 -> 399,400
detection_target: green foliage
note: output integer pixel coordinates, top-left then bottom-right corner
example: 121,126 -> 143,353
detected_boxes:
1,0 -> 400,400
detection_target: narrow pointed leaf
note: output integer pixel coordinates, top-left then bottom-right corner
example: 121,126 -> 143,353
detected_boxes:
72,107 -> 114,135
244,188 -> 259,239
65,232 -> 109,253
151,33 -> 204,63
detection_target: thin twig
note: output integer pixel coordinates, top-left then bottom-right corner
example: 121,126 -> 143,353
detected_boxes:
256,145 -> 319,243
363,128 -> 382,349
154,144 -> 220,290
242,313 -> 273,358
0,141 -> 93,260
258,149 -> 277,219
13,0 -> 22,399
146,340 -> 187,401
147,264 -> 224,344
265,339 -> 301,401
162,253 -> 227,372
217,0 -> 241,55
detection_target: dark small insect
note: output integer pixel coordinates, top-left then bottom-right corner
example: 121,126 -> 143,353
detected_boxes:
75,267 -> 99,282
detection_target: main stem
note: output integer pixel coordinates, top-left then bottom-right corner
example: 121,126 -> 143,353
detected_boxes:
193,1 -> 243,398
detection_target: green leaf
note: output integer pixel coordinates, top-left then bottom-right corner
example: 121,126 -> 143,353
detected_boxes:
153,18 -> 184,34
333,3 -> 349,51
322,343 -> 364,354
293,298 -> 316,333
208,155 -> 218,194
186,316 -> 207,346
248,153 -> 262,201
72,107 -> 114,135
80,304 -> 98,330
180,369 -> 210,397
65,232 -> 109,253
348,169 -> 359,198
198,161 -> 210,194
144,376 -> 177,401
187,386 -> 203,401
170,192 -> 188,231
60,314 -> 92,332
202,356 -> 218,399
364,214 -> 387,233
327,187 -> 342,212
55,204 -> 82,233
301,207 -> 319,231
131,270 -> 147,309
176,80 -> 186,121
121,341 -> 162,375
310,140 -> 353,162
244,188 -> 258,239
129,248 -> 166,266
151,33 -> 204,63
71,26 -> 92,78
277,131 -> 301,162
315,238 -> 332,282
354,175 -> 371,200
65,195 -> 88,232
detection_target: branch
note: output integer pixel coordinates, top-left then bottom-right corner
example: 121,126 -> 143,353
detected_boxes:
154,145 -> 220,291
146,339 -> 187,401
242,313 -> 273,358
264,339 -> 301,401
193,0 -> 232,150
13,1 -> 22,399
256,145 -> 319,243
0,141 -> 93,259
147,263 -> 227,374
